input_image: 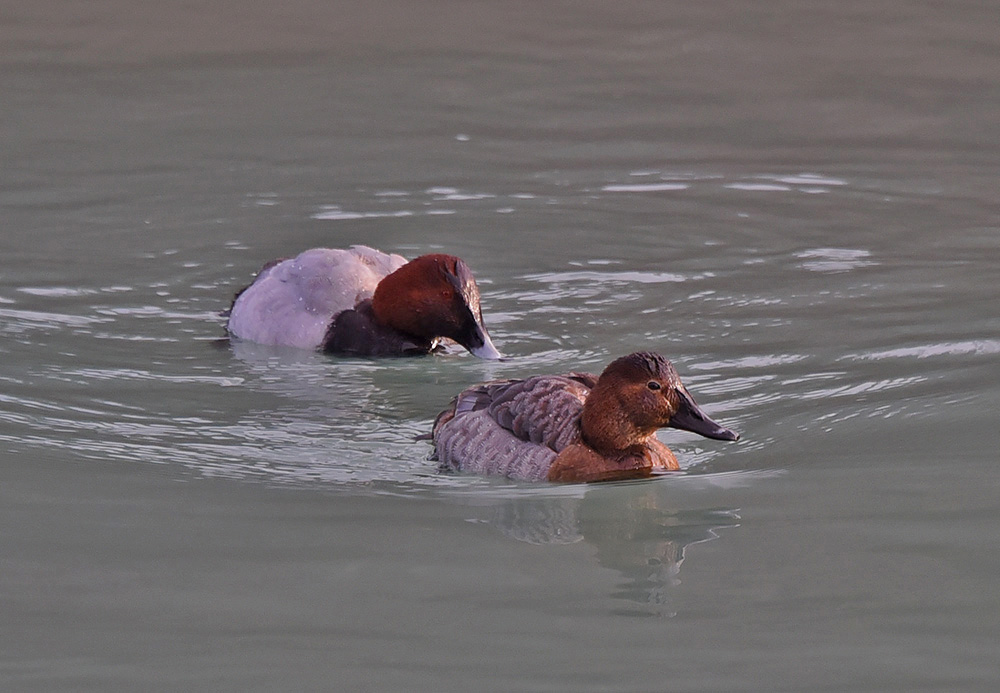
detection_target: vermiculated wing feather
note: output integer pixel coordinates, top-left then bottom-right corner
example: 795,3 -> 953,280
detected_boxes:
432,372 -> 597,481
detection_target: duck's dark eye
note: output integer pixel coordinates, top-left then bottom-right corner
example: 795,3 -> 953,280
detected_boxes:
646,380 -> 661,391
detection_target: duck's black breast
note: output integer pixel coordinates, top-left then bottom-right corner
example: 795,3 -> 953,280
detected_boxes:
322,299 -> 433,357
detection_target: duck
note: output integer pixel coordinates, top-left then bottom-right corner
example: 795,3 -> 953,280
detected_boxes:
226,245 -> 501,359
431,351 -> 738,482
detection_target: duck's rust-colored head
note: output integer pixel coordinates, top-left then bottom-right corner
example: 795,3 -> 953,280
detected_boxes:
372,254 -> 501,359
580,351 -> 739,454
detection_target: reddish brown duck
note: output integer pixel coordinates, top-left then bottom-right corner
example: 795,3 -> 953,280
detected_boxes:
431,351 -> 738,482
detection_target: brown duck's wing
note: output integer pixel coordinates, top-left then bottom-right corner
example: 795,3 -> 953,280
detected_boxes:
431,373 -> 595,481
483,374 -> 593,451
565,371 -> 598,389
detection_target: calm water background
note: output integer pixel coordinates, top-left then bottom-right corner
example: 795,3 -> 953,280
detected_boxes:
3,2 -> 1000,690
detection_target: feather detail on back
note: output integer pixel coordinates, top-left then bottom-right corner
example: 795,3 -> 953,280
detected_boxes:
433,373 -> 597,481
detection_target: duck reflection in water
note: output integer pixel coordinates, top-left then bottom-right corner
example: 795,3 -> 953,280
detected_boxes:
484,483 -> 740,616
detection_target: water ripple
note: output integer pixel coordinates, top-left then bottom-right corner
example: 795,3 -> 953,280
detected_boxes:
0,307 -> 108,329
796,248 -> 876,273
523,270 -> 698,284
602,183 -> 690,192
847,340 -> 1000,360
303,169 -> 856,223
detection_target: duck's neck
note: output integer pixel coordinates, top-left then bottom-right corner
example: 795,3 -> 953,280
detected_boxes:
579,387 -> 654,454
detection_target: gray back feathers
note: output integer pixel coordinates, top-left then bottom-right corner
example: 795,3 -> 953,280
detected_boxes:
433,372 -> 598,481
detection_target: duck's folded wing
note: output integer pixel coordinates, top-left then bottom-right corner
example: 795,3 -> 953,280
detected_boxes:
483,374 -> 593,451
432,374 -> 595,481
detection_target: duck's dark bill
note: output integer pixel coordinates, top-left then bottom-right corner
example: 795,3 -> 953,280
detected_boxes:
669,389 -> 740,442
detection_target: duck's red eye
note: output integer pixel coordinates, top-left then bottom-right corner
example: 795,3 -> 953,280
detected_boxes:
647,380 -> 661,391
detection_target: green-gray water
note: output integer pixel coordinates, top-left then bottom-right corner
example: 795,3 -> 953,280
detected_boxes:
3,2 -> 999,690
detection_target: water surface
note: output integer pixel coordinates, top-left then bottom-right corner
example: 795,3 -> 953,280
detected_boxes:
2,2 -> 999,690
